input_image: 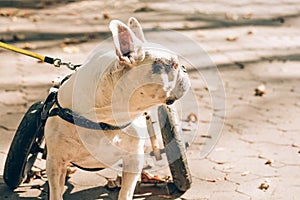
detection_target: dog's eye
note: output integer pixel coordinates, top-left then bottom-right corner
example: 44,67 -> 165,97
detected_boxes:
181,65 -> 187,73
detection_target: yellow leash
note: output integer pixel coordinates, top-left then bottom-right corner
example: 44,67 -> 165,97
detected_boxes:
0,41 -> 80,70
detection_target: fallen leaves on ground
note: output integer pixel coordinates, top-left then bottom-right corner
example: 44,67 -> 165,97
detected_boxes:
226,36 -> 238,42
254,84 -> 266,96
22,43 -> 37,50
265,159 -> 274,166
204,178 -> 217,183
241,171 -> 250,176
103,13 -> 110,19
24,168 -> 47,183
141,171 -> 171,184
259,179 -> 270,191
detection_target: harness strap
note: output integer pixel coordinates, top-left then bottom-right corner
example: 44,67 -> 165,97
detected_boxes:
70,162 -> 104,172
48,92 -> 130,131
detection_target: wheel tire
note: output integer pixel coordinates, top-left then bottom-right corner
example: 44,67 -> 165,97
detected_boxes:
158,105 -> 192,192
4,102 -> 45,189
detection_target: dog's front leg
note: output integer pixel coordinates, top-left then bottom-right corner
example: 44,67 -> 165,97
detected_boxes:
118,154 -> 144,200
46,156 -> 68,200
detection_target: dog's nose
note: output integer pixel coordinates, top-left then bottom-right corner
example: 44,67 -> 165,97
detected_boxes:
166,97 -> 176,105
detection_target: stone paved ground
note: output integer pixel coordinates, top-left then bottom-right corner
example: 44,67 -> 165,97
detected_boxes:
0,0 -> 299,199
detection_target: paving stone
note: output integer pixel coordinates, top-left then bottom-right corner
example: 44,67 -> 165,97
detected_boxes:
267,166 -> 300,200
250,143 -> 300,166
182,177 -> 237,200
240,127 -> 297,146
206,133 -> 257,164
0,152 -> 6,174
67,169 -> 108,191
210,191 -> 251,200
0,129 -> 14,153
189,159 -> 226,181
0,112 -> 23,131
227,157 -> 281,177
226,171 -> 261,185
236,178 -> 275,199
0,90 -> 26,106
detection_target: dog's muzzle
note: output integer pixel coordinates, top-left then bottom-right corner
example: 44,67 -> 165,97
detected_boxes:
166,97 -> 176,105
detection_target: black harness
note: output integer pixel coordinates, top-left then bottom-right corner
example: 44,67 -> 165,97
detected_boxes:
48,92 -> 130,130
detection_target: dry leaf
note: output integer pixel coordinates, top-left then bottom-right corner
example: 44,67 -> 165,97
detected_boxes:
241,171 -> 250,176
0,9 -> 16,17
259,180 -> 270,191
255,84 -> 266,96
182,127 -> 192,131
103,13 -> 110,19
141,171 -> 170,183
291,143 -> 298,147
22,42 -> 36,50
258,154 -> 265,159
226,36 -> 238,42
265,159 -> 274,166
205,178 -> 216,182
201,135 -> 212,139
30,16 -> 41,22
247,30 -> 254,35
24,168 -> 47,183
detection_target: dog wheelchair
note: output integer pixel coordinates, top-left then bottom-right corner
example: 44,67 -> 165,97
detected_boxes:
3,84 -> 192,193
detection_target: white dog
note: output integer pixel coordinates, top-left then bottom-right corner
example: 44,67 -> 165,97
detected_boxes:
45,17 -> 191,200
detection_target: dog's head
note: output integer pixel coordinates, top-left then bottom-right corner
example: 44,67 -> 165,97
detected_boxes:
109,17 -> 191,106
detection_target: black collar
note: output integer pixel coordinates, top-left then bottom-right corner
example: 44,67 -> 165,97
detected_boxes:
48,91 -> 131,130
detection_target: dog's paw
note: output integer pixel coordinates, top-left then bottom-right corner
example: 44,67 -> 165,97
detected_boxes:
106,175 -> 122,189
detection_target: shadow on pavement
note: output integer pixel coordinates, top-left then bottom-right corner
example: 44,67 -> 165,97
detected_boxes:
0,175 -> 185,200
64,180 -> 184,200
0,0 -> 85,9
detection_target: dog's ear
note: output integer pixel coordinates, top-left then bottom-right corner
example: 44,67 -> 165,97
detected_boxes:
128,17 -> 146,43
109,20 -> 143,63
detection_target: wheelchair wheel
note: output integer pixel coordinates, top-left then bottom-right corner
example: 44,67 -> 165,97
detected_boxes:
158,105 -> 192,192
4,101 -> 45,189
